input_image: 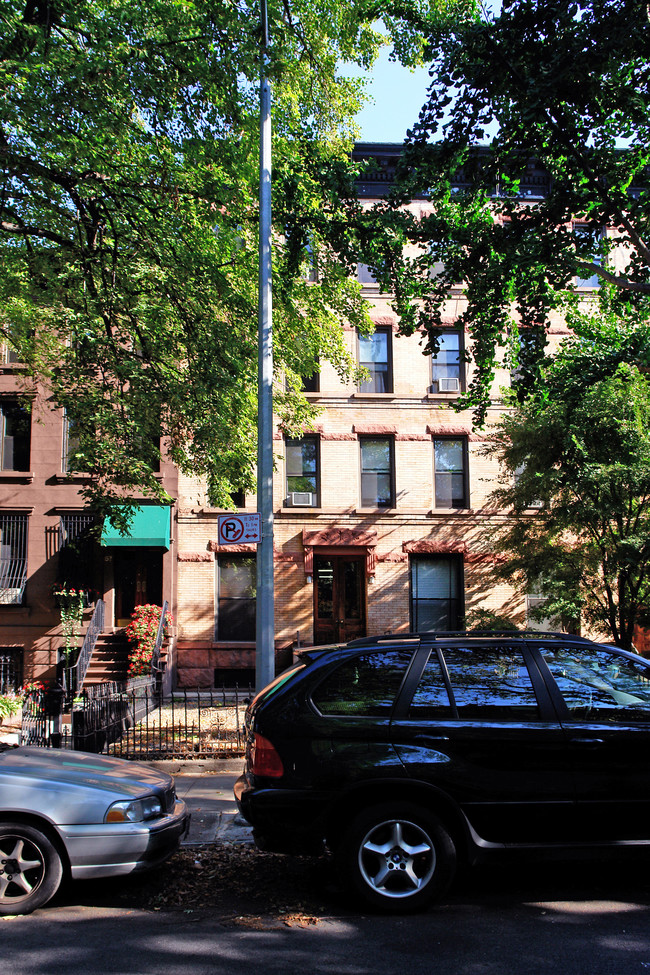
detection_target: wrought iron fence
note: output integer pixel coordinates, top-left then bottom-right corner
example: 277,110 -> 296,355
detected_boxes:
20,681 -> 251,759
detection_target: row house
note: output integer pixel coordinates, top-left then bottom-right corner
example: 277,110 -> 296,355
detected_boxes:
174,144 -> 577,688
0,143 -> 600,692
0,351 -> 177,690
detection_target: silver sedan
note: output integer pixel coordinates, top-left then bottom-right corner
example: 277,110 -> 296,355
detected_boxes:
0,745 -> 189,915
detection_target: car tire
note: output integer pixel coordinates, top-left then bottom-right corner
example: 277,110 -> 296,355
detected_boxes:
0,822 -> 64,916
336,801 -> 456,913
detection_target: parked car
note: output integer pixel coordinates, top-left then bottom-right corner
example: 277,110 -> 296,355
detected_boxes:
0,746 -> 189,915
235,630 -> 650,911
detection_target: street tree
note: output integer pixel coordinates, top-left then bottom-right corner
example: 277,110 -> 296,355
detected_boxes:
364,0 -> 650,421
486,301 -> 650,650
0,0 -> 453,524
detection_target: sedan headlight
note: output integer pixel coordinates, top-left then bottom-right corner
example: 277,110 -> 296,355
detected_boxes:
104,796 -> 163,823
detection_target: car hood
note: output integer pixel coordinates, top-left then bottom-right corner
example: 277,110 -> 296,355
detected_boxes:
0,746 -> 173,799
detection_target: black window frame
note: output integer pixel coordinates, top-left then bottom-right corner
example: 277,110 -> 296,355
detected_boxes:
358,327 -> 393,394
409,555 -> 464,632
0,398 -> 31,472
433,436 -> 469,509
430,330 -> 464,393
359,435 -> 395,509
285,434 -> 320,507
215,554 -> 257,642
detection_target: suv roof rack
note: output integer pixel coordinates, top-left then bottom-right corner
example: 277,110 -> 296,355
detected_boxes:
343,629 -> 597,649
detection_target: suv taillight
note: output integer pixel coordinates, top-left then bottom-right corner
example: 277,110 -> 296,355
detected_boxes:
250,733 -> 284,778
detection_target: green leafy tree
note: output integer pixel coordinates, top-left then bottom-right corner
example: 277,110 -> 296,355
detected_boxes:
366,0 -> 650,421
486,305 -> 650,650
0,0 -> 455,525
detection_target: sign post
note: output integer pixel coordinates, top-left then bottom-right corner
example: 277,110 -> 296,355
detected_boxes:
256,0 -> 275,693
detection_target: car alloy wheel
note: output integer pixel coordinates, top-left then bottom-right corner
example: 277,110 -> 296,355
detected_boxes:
0,823 -> 63,916
338,802 -> 456,912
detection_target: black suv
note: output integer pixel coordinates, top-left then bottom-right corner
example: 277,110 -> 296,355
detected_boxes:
234,631 -> 650,911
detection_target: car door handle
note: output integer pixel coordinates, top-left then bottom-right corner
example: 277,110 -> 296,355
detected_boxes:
570,737 -> 605,745
413,735 -> 450,743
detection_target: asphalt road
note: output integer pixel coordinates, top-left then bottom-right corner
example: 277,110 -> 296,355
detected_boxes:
3,851 -> 650,975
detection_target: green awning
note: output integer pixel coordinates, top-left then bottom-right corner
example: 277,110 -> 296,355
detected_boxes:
101,505 -> 171,549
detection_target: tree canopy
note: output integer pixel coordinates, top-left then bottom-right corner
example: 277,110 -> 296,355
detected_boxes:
364,0 -> 650,420
0,0 -> 453,523
486,303 -> 650,650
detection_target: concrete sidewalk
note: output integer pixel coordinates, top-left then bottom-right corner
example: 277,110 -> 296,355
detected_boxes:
152,759 -> 254,847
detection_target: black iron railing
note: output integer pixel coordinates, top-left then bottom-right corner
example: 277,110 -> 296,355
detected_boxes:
150,599 -> 169,677
20,681 -> 251,758
65,598 -> 105,699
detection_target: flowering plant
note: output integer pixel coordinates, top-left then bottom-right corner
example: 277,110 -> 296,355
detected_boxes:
53,584 -> 85,660
21,679 -> 46,700
0,691 -> 22,722
126,604 -> 173,677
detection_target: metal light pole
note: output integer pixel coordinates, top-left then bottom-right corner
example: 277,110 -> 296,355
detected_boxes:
256,0 -> 275,693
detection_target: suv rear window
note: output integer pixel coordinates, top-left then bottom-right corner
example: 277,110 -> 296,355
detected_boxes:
312,649 -> 413,716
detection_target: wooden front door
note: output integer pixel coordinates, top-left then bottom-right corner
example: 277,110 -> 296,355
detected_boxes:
114,549 -> 163,626
313,554 -> 366,644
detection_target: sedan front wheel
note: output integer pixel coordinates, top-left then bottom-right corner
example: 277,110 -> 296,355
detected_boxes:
337,802 -> 456,912
0,823 -> 63,916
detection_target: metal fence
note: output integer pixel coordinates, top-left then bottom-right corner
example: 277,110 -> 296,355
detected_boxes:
20,681 -> 251,759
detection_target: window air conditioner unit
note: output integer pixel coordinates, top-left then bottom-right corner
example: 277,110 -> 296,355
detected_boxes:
289,492 -> 315,507
436,377 -> 460,393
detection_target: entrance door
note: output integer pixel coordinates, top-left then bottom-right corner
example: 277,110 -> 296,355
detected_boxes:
114,549 -> 163,626
314,555 -> 366,644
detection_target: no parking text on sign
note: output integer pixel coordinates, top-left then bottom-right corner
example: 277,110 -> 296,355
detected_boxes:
217,512 -> 262,545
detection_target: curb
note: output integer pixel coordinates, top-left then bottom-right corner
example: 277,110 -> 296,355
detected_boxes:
146,758 -> 245,775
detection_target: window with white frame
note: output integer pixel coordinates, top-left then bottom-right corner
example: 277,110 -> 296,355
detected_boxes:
285,436 -> 319,506
0,513 -> 28,604
410,556 -> 463,631
358,327 -> 392,393
433,438 -> 468,508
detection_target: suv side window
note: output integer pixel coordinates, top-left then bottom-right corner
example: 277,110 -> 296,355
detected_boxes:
312,650 -> 413,717
409,651 -> 453,718
441,645 -> 540,720
540,646 -> 650,723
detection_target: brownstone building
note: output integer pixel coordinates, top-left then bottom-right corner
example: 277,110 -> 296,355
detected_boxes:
0,347 -> 178,690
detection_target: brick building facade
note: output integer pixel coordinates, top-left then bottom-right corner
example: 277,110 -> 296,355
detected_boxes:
173,145 -> 577,687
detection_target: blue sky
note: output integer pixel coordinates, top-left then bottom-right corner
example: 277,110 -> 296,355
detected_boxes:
349,47 -> 432,143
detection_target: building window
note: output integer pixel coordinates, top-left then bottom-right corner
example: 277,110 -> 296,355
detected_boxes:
573,223 -> 603,288
360,437 -> 394,508
410,556 -> 463,631
430,331 -> 463,393
301,368 -> 320,393
0,400 -> 30,471
216,556 -> 256,641
59,514 -> 96,593
357,263 -> 377,285
358,327 -> 392,393
433,438 -> 468,508
229,489 -> 246,508
61,411 -> 82,473
0,647 -> 23,692
0,513 -> 28,605
286,436 -> 319,506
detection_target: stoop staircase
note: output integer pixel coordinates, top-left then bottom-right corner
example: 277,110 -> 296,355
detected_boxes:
82,631 -> 131,686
